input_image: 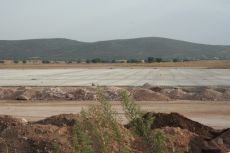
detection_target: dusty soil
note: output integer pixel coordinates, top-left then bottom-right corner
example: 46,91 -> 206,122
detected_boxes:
1,60 -> 230,69
1,86 -> 230,101
0,101 -> 229,129
0,113 -> 229,153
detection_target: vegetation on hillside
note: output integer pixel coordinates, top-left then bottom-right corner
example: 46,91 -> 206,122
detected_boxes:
1,37 -> 230,60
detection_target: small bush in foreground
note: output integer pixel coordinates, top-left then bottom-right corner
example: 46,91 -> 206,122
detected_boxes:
69,88 -> 168,153
52,143 -> 62,153
121,91 -> 168,153
72,88 -> 132,153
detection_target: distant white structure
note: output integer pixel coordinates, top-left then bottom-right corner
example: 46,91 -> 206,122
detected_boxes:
26,57 -> 42,64
114,60 -> 128,63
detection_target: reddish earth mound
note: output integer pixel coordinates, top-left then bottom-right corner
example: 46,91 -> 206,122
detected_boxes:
0,124 -> 72,153
160,127 -> 197,153
35,114 -> 80,127
141,112 -> 230,153
143,112 -> 215,137
0,113 -> 229,153
0,115 -> 27,132
0,114 -> 76,153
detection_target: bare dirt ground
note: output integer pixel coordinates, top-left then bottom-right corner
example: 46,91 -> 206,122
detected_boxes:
1,60 -> 230,69
0,101 -> 229,129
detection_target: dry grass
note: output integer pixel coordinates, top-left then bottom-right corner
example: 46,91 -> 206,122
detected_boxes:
0,60 -> 230,69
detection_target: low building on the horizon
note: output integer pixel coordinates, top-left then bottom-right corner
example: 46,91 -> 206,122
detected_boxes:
3,60 -> 14,64
114,60 -> 128,63
26,57 -> 42,64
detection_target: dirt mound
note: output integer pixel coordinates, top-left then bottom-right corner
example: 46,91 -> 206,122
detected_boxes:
212,128 -> 230,149
161,88 -> 193,99
68,88 -> 97,100
160,127 -> 197,153
0,87 -> 18,99
39,87 -> 67,100
141,113 -> 230,152
104,87 -> 130,101
16,87 -> 41,100
0,113 -> 229,153
35,114 -> 80,126
127,112 -> 230,152
194,88 -> 223,101
0,115 -> 73,153
0,115 -> 27,132
1,86 -> 230,101
149,86 -> 162,92
223,89 -> 230,100
130,88 -> 170,101
0,123 -> 72,153
188,128 -> 230,153
143,112 -> 215,137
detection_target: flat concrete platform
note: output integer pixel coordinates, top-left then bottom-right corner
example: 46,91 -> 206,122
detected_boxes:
1,68 -> 230,86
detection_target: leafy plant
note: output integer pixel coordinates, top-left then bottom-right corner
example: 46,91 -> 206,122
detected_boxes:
71,89 -> 167,153
73,119 -> 93,153
121,91 -> 168,153
52,143 -> 62,153
72,88 -> 131,153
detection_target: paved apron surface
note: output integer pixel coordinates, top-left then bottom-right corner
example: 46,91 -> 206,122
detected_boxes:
1,68 -> 230,86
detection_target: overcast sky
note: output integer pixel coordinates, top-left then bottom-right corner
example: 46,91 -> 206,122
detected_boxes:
0,0 -> 230,45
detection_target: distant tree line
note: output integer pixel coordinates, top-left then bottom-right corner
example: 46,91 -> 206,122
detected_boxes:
0,57 -> 196,65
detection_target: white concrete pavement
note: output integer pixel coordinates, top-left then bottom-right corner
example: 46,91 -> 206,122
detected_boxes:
1,68 -> 230,86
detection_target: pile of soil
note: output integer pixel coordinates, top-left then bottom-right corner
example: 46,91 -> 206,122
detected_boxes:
16,87 -> 41,100
141,112 -> 230,153
35,114 -> 80,127
0,115 -> 27,132
0,123 -> 72,153
0,114 -> 78,153
129,88 -> 170,101
104,87 -> 130,101
1,86 -> 230,101
160,127 -> 197,153
160,88 -> 194,100
142,112 -> 215,137
63,88 -> 97,101
0,88 -> 18,99
223,89 -> 230,100
0,113 -> 229,153
193,88 -> 224,101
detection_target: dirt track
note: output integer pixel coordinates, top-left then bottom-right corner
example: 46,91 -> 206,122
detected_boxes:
0,101 -> 229,129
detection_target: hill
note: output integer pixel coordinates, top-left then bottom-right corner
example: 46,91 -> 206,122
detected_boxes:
0,37 -> 230,60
